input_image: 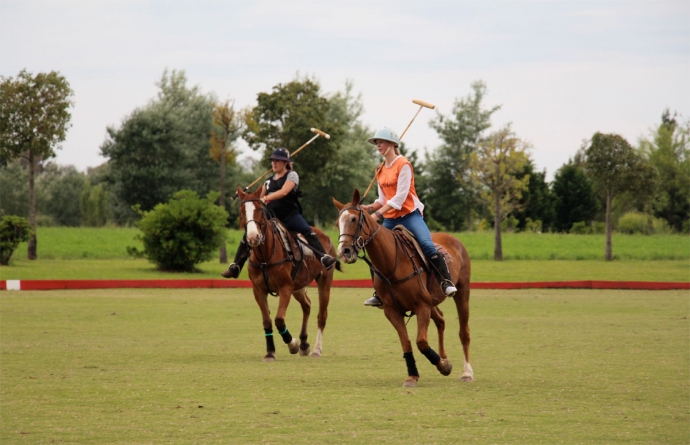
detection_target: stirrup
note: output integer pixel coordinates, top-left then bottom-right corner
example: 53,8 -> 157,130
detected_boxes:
220,263 -> 241,279
363,293 -> 382,307
321,255 -> 337,270
441,281 -> 457,296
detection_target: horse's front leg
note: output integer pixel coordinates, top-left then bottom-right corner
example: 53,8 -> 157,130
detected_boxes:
291,288 -> 312,356
274,285 -> 300,355
252,286 -> 276,362
383,303 -> 419,388
431,306 -> 447,359
419,305 -> 452,376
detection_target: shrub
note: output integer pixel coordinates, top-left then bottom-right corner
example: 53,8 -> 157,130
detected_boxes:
570,221 -> 590,234
618,211 -> 672,235
524,218 -> 543,233
592,222 -> 606,234
127,190 -> 228,272
0,215 -> 34,265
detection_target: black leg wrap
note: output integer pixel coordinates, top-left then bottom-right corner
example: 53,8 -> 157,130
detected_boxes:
421,347 -> 441,365
278,326 -> 292,344
264,328 -> 275,353
403,351 -> 420,377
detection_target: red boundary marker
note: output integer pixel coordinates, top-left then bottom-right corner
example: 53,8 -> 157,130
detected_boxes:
1,279 -> 688,291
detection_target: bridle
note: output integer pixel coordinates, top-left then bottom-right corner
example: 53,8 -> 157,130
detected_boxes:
337,203 -> 421,319
241,198 -> 268,246
240,198 -> 292,296
337,203 -> 381,255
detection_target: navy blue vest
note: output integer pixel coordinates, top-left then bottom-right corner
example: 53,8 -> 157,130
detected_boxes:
265,173 -> 302,221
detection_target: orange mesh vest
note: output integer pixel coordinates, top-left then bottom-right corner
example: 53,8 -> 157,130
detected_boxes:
376,157 -> 419,219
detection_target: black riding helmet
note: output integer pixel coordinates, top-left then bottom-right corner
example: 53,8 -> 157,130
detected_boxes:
270,147 -> 291,162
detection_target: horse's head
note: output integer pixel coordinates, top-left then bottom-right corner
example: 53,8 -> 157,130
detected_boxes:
237,186 -> 267,247
333,188 -> 379,263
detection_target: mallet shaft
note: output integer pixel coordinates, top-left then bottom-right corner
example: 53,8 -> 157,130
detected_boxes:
362,99 -> 435,200
237,128 -> 329,196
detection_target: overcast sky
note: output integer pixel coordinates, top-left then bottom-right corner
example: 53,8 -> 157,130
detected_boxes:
2,0 -> 689,181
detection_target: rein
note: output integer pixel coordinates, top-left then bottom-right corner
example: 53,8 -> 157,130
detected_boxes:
338,205 -> 424,318
242,198 -> 294,296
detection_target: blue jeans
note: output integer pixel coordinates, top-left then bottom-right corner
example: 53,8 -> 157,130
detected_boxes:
282,213 -> 312,235
382,210 -> 438,257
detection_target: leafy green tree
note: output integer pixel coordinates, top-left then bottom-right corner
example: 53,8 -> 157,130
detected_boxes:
0,161 -> 29,217
0,70 -> 74,258
551,163 -> 598,233
514,159 -> 555,232
209,98 -> 243,262
127,190 -> 228,272
36,163 -> 85,226
426,81 -> 500,231
242,76 -> 345,225
0,215 -> 33,265
80,178 -> 110,227
470,127 -> 531,260
639,109 -> 690,233
312,81 -> 378,225
585,132 -> 657,260
100,70 -> 217,223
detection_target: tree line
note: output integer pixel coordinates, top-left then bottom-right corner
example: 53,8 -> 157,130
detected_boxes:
2,70 -> 688,261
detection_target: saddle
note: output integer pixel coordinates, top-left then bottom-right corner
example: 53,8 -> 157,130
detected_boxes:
273,221 -> 315,262
392,225 -> 453,269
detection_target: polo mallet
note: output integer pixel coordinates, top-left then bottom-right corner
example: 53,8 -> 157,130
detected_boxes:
235,128 -> 331,198
361,99 -> 436,200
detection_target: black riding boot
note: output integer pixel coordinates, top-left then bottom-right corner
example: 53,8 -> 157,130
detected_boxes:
221,235 -> 251,278
363,267 -> 382,307
428,253 -> 458,296
303,232 -> 338,270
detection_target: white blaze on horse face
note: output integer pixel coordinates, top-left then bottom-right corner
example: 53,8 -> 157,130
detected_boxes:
337,212 -> 351,254
245,201 -> 260,243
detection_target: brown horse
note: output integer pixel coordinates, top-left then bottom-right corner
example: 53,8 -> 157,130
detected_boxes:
333,189 -> 473,387
237,187 -> 339,361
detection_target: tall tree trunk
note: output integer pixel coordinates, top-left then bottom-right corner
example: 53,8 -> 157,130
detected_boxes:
466,199 -> 472,232
27,151 -> 37,260
219,147 -> 228,263
494,192 -> 503,261
605,191 -> 612,261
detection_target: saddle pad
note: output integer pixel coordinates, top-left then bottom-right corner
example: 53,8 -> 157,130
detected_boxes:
274,221 -> 314,258
392,225 -> 452,265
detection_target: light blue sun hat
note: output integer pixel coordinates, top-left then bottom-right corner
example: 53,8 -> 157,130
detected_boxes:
367,127 -> 400,147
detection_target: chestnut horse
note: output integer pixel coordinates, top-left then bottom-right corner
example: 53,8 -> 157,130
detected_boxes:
333,189 -> 473,387
237,187 -> 339,361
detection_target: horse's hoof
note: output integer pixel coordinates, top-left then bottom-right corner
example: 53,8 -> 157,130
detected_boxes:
287,338 -> 299,354
309,351 -> 321,358
437,358 -> 452,376
460,374 -> 474,382
263,355 -> 276,362
402,376 -> 419,388
299,346 -> 311,356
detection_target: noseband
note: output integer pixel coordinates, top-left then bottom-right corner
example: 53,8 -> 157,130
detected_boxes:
241,198 -> 270,244
337,204 -> 380,255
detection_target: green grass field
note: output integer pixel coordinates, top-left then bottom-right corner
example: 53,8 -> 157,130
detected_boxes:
1,288 -> 688,444
1,228 -> 688,282
8,227 -> 690,261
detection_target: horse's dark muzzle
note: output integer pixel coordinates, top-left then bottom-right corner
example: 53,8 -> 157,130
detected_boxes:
338,246 -> 358,264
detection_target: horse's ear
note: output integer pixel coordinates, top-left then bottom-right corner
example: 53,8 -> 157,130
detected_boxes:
352,189 -> 361,205
237,186 -> 245,200
332,197 -> 345,212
